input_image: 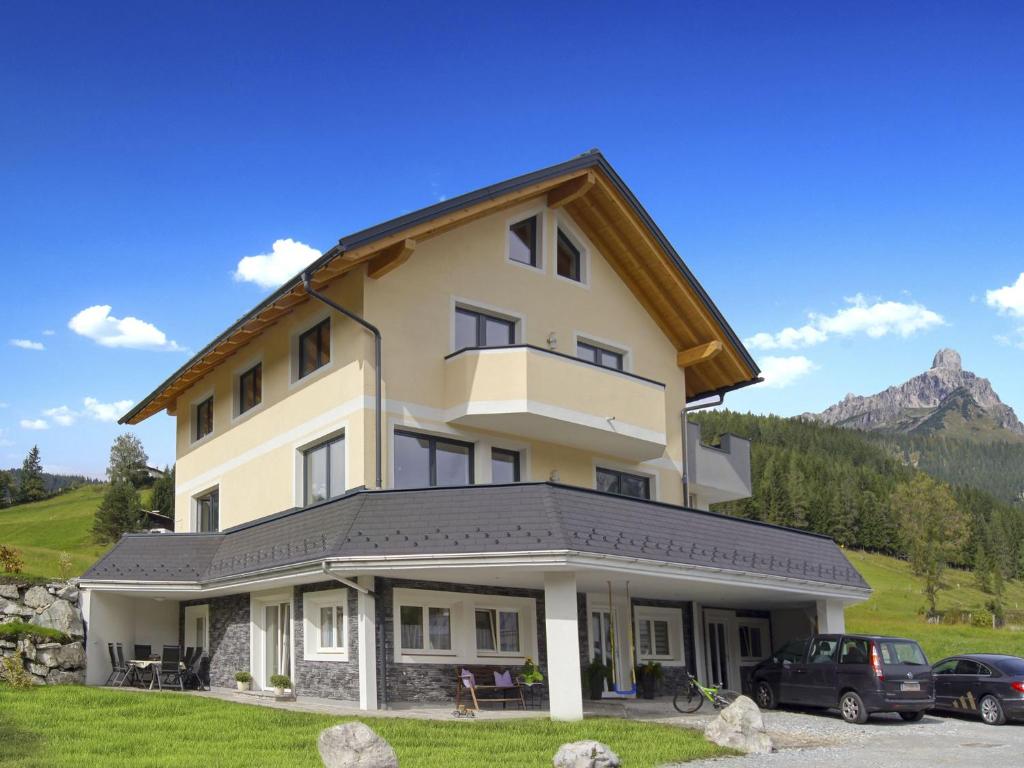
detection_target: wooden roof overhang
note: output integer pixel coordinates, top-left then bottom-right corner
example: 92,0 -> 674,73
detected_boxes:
120,151 -> 760,425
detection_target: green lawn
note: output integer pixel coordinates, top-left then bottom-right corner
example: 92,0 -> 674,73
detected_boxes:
845,549 -> 1024,661
0,686 -> 728,768
0,485 -> 110,580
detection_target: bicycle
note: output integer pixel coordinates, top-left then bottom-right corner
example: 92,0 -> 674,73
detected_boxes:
672,672 -> 740,713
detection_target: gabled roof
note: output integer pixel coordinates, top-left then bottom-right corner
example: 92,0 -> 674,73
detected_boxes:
121,150 -> 761,425
82,482 -> 868,592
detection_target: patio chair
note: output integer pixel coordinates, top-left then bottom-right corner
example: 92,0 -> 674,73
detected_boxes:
134,644 -> 152,660
115,643 -> 135,687
182,647 -> 196,671
105,643 -> 129,686
156,645 -> 184,692
184,647 -> 205,690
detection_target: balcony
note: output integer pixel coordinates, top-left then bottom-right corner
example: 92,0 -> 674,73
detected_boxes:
444,345 -> 667,460
686,420 -> 752,507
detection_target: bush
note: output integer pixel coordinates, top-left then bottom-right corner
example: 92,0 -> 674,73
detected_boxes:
0,545 -> 24,574
971,609 -> 994,628
234,671 -> 252,683
269,674 -> 291,689
0,622 -> 70,644
0,655 -> 34,689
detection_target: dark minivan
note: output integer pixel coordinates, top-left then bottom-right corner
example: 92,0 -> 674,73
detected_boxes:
750,634 -> 934,723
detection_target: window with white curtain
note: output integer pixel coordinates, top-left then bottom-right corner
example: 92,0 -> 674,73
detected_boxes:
302,588 -> 348,661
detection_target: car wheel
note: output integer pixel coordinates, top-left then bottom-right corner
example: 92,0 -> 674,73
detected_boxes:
839,691 -> 869,724
755,680 -> 777,710
900,711 -> 925,722
980,695 -> 1007,726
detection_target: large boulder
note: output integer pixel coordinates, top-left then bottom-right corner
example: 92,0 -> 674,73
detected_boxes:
30,599 -> 83,638
47,668 -> 86,685
23,586 -> 55,610
553,741 -> 621,768
35,643 -> 63,668
704,695 -> 773,754
0,584 -> 19,600
317,723 -> 398,768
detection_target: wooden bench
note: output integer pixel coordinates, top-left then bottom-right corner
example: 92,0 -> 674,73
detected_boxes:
453,665 -> 526,710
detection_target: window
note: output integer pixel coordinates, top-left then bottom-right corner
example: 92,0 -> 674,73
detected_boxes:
955,659 -> 984,676
637,618 -> 671,657
933,658 -> 959,675
454,307 -> 515,350
195,489 -> 219,532
394,430 -> 473,488
399,605 -> 452,651
596,467 -> 651,500
838,637 -> 870,665
475,608 -> 521,654
302,589 -> 348,661
304,434 -> 345,505
739,626 -> 765,659
577,341 -> 624,371
491,448 -> 521,483
877,640 -> 927,666
556,229 -> 581,281
775,638 -> 808,663
508,216 -> 538,267
238,363 -> 262,415
808,637 -> 839,664
298,318 -> 331,379
194,397 -> 214,441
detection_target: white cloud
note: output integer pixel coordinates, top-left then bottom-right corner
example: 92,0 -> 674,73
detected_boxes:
43,405 -> 77,427
746,294 -> 944,351
83,397 -> 134,423
233,238 -> 322,289
986,273 -> 1024,318
10,339 -> 44,351
68,305 -> 183,351
20,418 -> 48,430
758,355 -> 818,388
42,329 -> 55,336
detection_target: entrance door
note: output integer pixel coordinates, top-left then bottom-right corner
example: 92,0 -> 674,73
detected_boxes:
704,615 -> 731,689
264,601 -> 291,687
590,609 -> 613,693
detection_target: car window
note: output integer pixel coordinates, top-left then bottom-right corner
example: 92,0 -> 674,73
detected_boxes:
933,659 -> 959,675
955,660 -> 982,676
878,640 -> 928,666
839,637 -> 870,665
996,658 -> 1024,675
808,637 -> 839,664
776,639 -> 807,663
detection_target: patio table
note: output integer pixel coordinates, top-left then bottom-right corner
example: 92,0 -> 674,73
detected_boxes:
126,659 -> 185,690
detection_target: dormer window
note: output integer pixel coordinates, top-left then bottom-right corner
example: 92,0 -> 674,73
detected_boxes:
508,216 -> 539,267
299,318 -> 331,379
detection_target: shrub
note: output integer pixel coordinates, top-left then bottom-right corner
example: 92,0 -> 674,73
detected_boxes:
269,674 -> 291,689
0,655 -> 34,689
234,671 -> 252,683
0,545 -> 24,574
971,609 -> 994,628
0,621 -> 70,644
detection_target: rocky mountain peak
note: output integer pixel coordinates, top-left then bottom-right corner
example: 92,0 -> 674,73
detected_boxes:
806,349 -> 1024,439
932,348 -> 962,371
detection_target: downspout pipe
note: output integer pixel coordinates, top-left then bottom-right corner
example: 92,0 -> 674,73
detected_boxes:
681,393 -> 725,507
302,272 -> 383,489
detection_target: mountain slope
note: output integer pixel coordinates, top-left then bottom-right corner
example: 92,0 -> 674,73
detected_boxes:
808,348 -> 1024,440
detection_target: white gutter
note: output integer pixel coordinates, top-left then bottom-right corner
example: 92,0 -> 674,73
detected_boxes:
321,561 -> 373,595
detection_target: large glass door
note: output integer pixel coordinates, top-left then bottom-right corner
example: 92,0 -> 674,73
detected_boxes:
263,602 -> 291,687
591,609 -> 612,693
705,616 -> 731,689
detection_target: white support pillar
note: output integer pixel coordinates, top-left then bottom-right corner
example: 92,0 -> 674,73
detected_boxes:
815,599 -> 846,634
544,571 -> 583,721
358,576 -> 378,711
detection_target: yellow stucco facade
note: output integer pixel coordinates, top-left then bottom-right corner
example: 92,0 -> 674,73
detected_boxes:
171,200 -> 696,531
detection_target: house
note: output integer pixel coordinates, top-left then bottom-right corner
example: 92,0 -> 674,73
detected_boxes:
79,151 -> 870,720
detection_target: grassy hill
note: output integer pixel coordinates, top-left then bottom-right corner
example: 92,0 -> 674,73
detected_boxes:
0,485 -> 110,580
846,549 -> 1024,661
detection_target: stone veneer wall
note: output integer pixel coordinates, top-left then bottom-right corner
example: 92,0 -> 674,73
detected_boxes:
180,593 -> 250,689
375,577 -> 549,707
293,581 -> 360,700
0,580 -> 86,685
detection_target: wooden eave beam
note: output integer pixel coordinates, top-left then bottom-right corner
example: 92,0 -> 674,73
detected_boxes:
547,171 -> 596,209
677,340 -> 724,368
367,238 -> 416,279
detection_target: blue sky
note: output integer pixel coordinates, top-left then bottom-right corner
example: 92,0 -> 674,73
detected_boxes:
2,2 -> 1023,477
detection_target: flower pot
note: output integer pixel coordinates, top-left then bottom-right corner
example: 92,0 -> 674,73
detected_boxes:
236,681 -> 250,691
274,687 -> 285,697
588,670 -> 606,700
640,671 -> 657,699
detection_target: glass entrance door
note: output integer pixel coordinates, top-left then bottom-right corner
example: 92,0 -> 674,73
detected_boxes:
591,609 -> 613,692
264,602 -> 291,687
705,616 -> 731,689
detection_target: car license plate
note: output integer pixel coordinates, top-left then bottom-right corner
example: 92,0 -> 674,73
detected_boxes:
901,681 -> 920,692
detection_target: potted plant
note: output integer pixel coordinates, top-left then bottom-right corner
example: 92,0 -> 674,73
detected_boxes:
585,657 -> 608,700
637,661 -> 663,699
520,657 -> 544,685
269,673 -> 291,697
234,671 -> 252,692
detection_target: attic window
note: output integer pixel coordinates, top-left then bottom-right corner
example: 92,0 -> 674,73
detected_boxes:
299,318 -> 331,379
556,229 -> 582,281
508,216 -> 539,267
194,397 -> 214,441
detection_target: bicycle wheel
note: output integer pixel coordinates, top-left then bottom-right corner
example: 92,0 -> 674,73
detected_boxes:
713,689 -> 740,709
672,680 -> 705,713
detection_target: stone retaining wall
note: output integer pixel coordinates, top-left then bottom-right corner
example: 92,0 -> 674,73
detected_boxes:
0,580 -> 86,685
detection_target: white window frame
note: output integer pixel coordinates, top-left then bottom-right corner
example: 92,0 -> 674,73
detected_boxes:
634,606 -> 685,665
505,206 -> 546,273
473,605 -> 523,657
302,588 -> 349,662
737,618 -> 771,663
191,485 -> 220,533
184,604 -> 210,653
392,587 -> 537,664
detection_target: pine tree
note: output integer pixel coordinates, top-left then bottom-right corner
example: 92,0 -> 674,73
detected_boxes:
0,470 -> 10,508
106,433 -> 149,487
92,481 -> 146,543
17,446 -> 46,503
785,452 -> 810,529
150,465 -> 175,518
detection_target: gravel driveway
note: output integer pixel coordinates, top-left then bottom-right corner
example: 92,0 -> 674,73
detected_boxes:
657,706 -> 1024,767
